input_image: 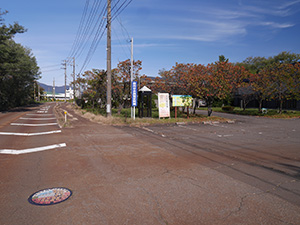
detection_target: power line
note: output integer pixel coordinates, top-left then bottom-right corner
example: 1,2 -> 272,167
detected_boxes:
68,0 -> 105,61
66,0 -> 134,75
41,68 -> 61,73
112,0 -> 133,22
67,0 -> 90,59
42,64 -> 61,69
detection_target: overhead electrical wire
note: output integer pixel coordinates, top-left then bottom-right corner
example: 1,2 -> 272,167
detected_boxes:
112,0 -> 133,21
67,0 -> 90,60
77,1 -> 108,74
66,0 -> 134,75
68,0 -> 104,62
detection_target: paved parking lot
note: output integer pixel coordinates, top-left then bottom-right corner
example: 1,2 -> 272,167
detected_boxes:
0,103 -> 299,224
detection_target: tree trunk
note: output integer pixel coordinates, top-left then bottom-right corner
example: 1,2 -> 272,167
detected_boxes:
208,105 -> 212,117
193,98 -> 199,114
258,99 -> 263,113
207,98 -> 213,117
279,99 -> 283,114
118,100 -> 124,115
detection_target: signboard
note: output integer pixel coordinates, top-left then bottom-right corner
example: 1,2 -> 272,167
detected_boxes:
158,93 -> 170,118
131,81 -> 138,107
172,95 -> 193,107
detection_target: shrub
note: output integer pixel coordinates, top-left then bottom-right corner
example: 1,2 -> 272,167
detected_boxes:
222,106 -> 235,111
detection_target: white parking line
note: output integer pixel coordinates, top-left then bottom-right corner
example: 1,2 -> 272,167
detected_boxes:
0,143 -> 67,155
0,130 -> 61,136
11,123 -> 58,126
20,117 -> 56,120
27,114 -> 53,116
142,127 -> 166,138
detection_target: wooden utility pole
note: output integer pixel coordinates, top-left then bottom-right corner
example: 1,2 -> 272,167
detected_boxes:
33,82 -> 36,101
53,78 -> 56,101
130,37 -> 134,119
72,57 -> 76,101
106,0 -> 112,117
62,60 -> 67,102
38,84 -> 40,101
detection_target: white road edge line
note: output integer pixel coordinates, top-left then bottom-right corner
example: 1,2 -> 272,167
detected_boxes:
11,123 -> 58,126
0,130 -> 61,136
0,143 -> 67,155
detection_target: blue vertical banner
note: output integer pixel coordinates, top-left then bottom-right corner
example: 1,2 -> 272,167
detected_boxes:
131,81 -> 138,107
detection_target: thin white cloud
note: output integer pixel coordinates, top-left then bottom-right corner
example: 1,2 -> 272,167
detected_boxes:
128,0 -> 299,45
259,22 -> 295,29
277,0 -> 300,9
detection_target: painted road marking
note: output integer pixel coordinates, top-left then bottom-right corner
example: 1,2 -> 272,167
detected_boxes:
27,114 -> 53,116
20,117 -> 56,120
0,130 -> 61,136
0,143 -> 66,155
11,123 -> 58,126
142,127 -> 166,138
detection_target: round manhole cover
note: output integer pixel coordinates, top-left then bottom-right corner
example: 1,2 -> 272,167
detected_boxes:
28,187 -> 72,206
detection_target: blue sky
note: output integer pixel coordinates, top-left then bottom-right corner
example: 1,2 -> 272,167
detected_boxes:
2,0 -> 300,85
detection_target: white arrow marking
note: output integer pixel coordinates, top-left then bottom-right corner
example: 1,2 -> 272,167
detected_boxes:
11,123 -> 58,126
0,130 -> 61,136
0,143 -> 66,155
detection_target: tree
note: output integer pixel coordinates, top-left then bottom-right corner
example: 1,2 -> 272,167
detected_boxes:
271,51 -> 300,64
113,59 -> 142,113
218,55 -> 229,63
236,56 -> 269,74
170,63 -> 194,95
264,62 -> 300,113
0,40 -> 40,110
0,10 -> 26,42
0,10 -> 39,111
81,69 -> 107,108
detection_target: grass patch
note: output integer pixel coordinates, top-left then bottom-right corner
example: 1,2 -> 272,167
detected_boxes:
74,105 -> 228,126
199,107 -> 300,118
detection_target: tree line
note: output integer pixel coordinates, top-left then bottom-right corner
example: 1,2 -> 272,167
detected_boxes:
0,10 -> 40,111
76,51 -> 300,116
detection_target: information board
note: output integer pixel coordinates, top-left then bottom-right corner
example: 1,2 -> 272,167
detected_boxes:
172,95 -> 193,107
158,93 -> 170,118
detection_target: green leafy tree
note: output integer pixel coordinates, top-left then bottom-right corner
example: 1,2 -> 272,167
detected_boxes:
271,51 -> 300,64
265,63 -> 300,113
0,10 -> 26,42
0,10 -> 39,111
113,59 -> 142,113
81,69 -> 107,108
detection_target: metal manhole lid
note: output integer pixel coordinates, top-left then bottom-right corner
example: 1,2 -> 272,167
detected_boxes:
28,187 -> 72,206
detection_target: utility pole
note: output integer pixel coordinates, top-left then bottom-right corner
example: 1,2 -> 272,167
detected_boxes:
38,84 -> 40,101
62,60 -> 67,102
130,37 -> 134,119
33,82 -> 36,101
73,57 -> 76,102
106,0 -> 112,117
53,78 -> 56,101
77,73 -> 81,98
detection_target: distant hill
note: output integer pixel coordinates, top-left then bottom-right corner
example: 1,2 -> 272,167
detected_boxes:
38,82 -> 70,94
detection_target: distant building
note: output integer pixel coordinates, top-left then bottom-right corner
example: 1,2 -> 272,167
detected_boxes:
43,87 -> 74,100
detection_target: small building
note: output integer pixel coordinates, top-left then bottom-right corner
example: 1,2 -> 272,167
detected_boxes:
43,87 -> 74,100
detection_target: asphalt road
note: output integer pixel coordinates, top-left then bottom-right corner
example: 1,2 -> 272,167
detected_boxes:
0,103 -> 299,225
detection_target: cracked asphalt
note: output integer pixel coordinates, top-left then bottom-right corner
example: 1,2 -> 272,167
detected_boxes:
0,102 -> 299,224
